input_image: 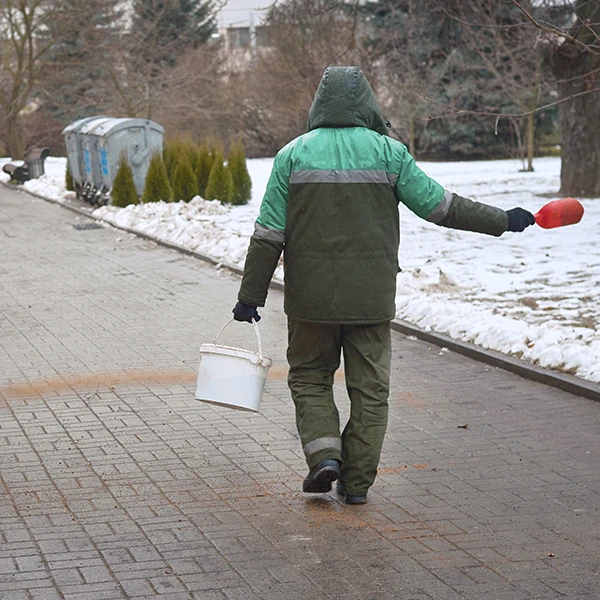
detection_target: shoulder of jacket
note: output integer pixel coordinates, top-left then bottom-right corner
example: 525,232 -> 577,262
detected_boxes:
383,135 -> 408,153
278,132 -> 313,155
274,132 -> 318,168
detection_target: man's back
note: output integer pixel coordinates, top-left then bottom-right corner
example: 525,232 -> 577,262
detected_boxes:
281,126 -> 403,323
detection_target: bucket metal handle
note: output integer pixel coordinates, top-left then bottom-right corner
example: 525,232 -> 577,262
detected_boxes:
213,318 -> 265,362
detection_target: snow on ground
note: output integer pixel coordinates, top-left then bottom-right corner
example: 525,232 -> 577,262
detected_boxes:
2,155 -> 599,383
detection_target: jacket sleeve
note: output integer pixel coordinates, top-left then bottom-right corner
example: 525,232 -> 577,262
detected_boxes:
393,144 -> 508,237
237,151 -> 290,307
436,193 -> 508,237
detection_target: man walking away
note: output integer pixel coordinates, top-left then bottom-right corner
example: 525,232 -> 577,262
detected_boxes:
233,66 -> 535,505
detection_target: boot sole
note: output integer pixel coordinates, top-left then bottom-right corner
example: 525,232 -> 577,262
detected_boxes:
344,494 -> 368,505
303,463 -> 341,493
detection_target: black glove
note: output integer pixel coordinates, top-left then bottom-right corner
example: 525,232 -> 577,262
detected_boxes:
232,301 -> 261,323
506,208 -> 535,232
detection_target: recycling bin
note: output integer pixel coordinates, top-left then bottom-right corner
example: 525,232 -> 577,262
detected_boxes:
93,118 -> 164,197
62,116 -> 164,205
62,116 -> 107,199
79,117 -> 115,203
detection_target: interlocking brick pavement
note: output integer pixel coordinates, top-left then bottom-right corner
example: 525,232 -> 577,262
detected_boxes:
1,185 -> 599,599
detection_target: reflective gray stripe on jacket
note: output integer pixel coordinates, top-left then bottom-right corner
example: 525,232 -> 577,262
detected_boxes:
426,189 -> 453,223
254,222 -> 285,243
290,169 -> 398,187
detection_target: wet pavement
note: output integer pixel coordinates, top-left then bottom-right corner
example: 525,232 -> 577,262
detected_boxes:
1,185 -> 599,599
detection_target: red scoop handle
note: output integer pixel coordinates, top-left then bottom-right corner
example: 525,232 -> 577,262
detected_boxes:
534,197 -> 584,229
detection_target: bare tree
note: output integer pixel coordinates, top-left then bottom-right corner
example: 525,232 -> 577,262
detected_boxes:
512,0 -> 600,196
235,0 -> 369,156
448,0 -> 550,171
107,0 -> 218,116
361,0 -> 460,157
0,0 -> 66,158
359,0 -> 541,161
36,0 -> 122,135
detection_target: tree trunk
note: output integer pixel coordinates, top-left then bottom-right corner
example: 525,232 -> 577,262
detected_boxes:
408,110 -> 416,158
510,118 -> 526,168
524,45 -> 542,173
552,45 -> 600,197
526,110 -> 534,172
7,113 -> 25,160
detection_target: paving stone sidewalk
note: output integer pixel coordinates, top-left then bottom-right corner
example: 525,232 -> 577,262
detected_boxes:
1,185 -> 599,600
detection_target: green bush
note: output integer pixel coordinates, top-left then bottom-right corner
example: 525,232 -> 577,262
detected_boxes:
111,153 -> 139,207
142,152 -> 172,203
65,160 -> 74,191
171,152 -> 198,202
186,141 -> 199,173
162,141 -> 178,182
228,139 -> 252,205
195,141 -> 214,198
205,145 -> 233,203
164,139 -> 188,182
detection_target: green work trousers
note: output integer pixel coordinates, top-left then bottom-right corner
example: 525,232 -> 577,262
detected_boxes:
287,318 -> 392,496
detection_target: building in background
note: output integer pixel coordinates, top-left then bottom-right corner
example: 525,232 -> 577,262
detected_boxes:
216,0 -> 274,56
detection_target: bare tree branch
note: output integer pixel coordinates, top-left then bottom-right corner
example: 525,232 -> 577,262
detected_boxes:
403,83 -> 600,121
510,0 -> 600,59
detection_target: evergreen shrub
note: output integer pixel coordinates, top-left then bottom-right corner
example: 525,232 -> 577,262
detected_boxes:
185,141 -> 199,173
205,145 -> 233,203
65,161 -> 74,192
195,141 -> 214,198
142,152 -> 172,203
111,153 -> 139,207
228,139 -> 252,205
163,139 -> 186,182
171,152 -> 198,202
162,141 -> 177,182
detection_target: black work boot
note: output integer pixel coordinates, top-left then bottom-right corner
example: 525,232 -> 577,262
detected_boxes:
302,460 -> 341,493
344,493 -> 368,505
336,481 -> 367,504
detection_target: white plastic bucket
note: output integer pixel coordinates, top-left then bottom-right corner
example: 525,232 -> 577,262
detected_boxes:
195,319 -> 272,412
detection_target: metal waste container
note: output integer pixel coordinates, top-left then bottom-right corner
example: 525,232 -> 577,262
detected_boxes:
62,116 -> 107,198
97,118 -> 164,198
80,117 -> 115,204
62,117 -> 164,205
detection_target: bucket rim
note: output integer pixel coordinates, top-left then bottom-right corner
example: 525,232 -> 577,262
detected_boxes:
199,342 -> 272,366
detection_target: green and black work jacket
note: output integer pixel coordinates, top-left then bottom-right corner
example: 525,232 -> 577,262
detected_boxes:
238,66 -> 508,324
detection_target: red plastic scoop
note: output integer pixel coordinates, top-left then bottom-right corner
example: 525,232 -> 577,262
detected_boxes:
534,197 -> 584,229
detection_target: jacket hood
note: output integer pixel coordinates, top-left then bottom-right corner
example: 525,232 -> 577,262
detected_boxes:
307,66 -> 389,136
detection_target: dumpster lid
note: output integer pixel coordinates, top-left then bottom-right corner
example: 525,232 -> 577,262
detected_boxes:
91,118 -> 164,137
61,116 -> 108,135
78,117 -> 115,135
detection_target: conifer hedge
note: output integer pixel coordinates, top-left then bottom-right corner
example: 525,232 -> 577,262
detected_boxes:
111,153 -> 139,207
158,137 -> 251,205
65,161 -> 74,192
163,140 -> 181,183
142,152 -> 172,203
195,141 -> 214,198
171,153 -> 198,202
228,139 -> 252,205
204,145 -> 233,203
